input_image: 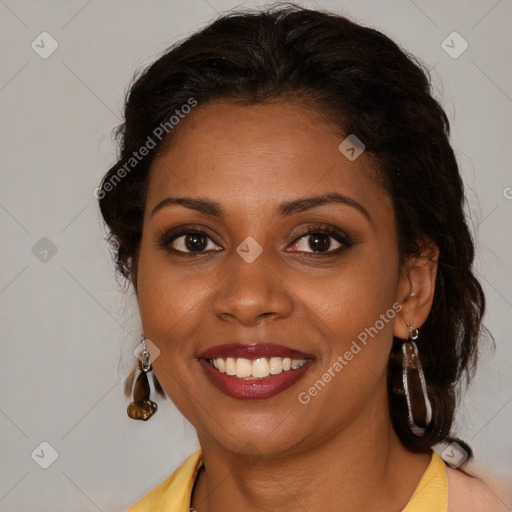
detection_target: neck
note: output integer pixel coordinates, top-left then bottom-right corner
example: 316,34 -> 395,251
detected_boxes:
191,402 -> 431,512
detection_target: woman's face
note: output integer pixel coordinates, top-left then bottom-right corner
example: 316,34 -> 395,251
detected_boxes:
136,100 -> 408,457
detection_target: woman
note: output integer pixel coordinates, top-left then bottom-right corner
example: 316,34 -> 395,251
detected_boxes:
97,5 -> 510,511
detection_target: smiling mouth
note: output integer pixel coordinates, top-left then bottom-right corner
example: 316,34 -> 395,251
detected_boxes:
199,343 -> 315,399
206,356 -> 309,380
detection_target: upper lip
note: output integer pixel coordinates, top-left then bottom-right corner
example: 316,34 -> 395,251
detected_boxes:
199,343 -> 314,360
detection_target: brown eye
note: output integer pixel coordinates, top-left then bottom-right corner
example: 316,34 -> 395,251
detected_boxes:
158,228 -> 222,255
183,233 -> 208,252
294,233 -> 342,253
170,232 -> 219,253
287,225 -> 351,255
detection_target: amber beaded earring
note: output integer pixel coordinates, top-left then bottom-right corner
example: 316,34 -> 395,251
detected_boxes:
125,336 -> 166,421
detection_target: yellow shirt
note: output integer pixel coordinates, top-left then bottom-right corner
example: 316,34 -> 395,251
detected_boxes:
125,450 -> 447,512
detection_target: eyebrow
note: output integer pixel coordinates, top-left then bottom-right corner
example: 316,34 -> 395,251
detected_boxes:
151,192 -> 371,222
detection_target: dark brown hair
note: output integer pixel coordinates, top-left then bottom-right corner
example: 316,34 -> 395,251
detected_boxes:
98,4 -> 486,457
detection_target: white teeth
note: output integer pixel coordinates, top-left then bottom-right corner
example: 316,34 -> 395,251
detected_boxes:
209,356 -> 308,379
225,357 -> 236,375
269,357 -> 283,374
291,359 -> 305,369
252,358 -> 270,378
235,358 -> 252,378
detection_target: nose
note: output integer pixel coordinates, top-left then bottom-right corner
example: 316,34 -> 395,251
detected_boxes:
211,248 -> 294,327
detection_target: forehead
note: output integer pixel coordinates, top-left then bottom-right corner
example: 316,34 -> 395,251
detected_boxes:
147,100 -> 391,219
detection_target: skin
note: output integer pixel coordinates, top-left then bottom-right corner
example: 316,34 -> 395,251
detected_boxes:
135,100 -> 439,511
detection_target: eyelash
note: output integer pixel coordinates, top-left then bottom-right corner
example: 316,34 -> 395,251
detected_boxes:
156,224 -> 353,258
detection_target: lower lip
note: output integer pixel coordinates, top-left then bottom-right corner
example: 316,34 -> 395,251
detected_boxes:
199,359 -> 314,400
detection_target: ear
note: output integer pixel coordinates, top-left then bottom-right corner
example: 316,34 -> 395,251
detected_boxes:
394,238 -> 439,339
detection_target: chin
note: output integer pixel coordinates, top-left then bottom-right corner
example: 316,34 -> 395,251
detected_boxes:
195,406 -> 312,459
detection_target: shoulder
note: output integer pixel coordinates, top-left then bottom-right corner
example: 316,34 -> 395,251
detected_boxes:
445,463 -> 512,512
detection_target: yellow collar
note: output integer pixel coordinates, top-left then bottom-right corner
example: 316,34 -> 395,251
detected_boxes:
126,450 -> 447,512
403,452 -> 447,511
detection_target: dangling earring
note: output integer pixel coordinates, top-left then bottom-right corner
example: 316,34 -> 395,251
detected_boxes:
125,336 -> 165,421
402,322 -> 432,436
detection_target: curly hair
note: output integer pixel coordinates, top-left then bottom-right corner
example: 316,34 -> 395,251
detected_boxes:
98,4 -> 486,457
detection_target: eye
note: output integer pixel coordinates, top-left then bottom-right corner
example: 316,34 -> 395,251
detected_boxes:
157,228 -> 222,255
287,224 -> 351,255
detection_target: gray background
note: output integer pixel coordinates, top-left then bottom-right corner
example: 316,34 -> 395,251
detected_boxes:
1,0 -> 511,510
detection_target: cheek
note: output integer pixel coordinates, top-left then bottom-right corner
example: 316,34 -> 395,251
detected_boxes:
295,239 -> 400,407
135,236 -> 223,356
134,243 -> 213,413
293,257 -> 399,421
138,272 -> 204,331
300,243 -> 399,337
